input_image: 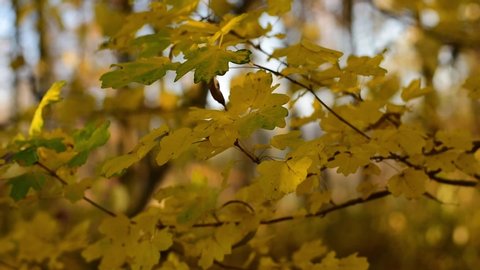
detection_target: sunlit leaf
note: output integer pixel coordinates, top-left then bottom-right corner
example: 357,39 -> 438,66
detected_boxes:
29,81 -> 66,137
401,79 -> 432,101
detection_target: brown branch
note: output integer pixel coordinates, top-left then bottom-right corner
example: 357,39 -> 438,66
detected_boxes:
158,190 -> 392,229
261,190 -> 391,225
234,139 -> 261,164
35,162 -> 117,217
371,155 -> 478,187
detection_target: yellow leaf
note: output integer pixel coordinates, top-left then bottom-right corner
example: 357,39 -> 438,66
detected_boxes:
387,168 -> 427,199
345,54 -> 387,76
196,224 -> 239,269
401,79 -> 432,101
29,81 -> 66,137
267,0 -> 292,15
257,157 -> 312,200
209,13 -> 248,44
271,130 -> 303,150
293,239 -> 327,269
102,125 -> 169,177
272,39 -> 343,68
436,130 -> 473,150
156,128 -> 195,165
309,191 -> 331,213
315,252 -> 369,270
356,179 -> 379,200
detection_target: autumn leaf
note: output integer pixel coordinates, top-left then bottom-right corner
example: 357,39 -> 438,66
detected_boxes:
175,46 -> 251,83
102,125 -> 169,177
29,81 -> 66,137
272,39 -> 343,67
401,79 -> 432,101
314,252 -> 369,270
387,168 -> 428,199
267,0 -> 292,15
345,54 -> 387,76
156,128 -> 196,165
257,157 -> 312,200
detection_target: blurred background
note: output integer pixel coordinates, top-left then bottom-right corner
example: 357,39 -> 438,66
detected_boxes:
1,0 -> 480,269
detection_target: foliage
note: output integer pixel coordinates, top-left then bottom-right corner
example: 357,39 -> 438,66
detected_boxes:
1,0 -> 480,269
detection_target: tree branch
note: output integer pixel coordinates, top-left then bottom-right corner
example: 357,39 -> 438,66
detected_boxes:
371,155 -> 478,187
157,190 -> 391,229
234,139 -> 261,164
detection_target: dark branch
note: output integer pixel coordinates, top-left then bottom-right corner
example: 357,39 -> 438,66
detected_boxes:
234,139 -> 261,164
252,63 -> 371,140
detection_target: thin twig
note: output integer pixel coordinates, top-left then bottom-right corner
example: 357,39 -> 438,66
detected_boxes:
252,63 -> 371,140
261,190 -> 391,225
234,140 -> 261,164
371,155 -> 478,187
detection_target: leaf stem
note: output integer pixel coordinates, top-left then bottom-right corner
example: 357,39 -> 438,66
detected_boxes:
234,139 -> 261,164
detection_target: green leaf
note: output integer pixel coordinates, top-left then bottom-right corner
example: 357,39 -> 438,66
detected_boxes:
131,31 -> 171,58
30,138 -> 66,152
175,47 -> 251,83
29,81 -> 66,137
68,121 -> 110,167
101,57 -> 177,88
12,147 -> 39,166
8,173 -> 46,201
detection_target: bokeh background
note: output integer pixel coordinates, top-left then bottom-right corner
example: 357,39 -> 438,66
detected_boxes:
1,0 -> 480,269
